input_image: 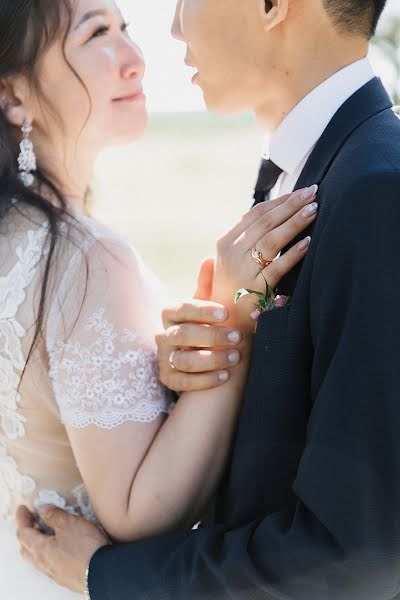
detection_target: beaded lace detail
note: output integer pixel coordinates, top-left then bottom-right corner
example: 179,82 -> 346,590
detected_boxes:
0,213 -> 169,523
0,224 -> 49,441
0,447 -> 36,519
0,224 -> 48,518
0,222 -> 97,521
34,485 -> 96,523
49,308 -> 168,429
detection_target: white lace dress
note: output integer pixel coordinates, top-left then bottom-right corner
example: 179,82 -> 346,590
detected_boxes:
0,204 -> 171,598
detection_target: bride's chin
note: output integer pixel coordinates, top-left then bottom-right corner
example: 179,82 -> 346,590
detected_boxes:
110,120 -> 149,146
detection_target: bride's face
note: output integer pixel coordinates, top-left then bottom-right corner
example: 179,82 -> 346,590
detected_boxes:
32,0 -> 147,152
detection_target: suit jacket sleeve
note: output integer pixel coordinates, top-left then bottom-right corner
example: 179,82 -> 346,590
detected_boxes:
88,171 -> 400,600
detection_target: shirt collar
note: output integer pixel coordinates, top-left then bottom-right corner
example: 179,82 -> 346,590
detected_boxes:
263,57 -> 375,176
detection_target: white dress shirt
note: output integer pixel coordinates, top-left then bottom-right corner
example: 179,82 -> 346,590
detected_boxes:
263,57 -> 375,200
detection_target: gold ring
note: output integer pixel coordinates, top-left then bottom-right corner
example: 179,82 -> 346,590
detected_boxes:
168,351 -> 176,370
251,247 -> 273,269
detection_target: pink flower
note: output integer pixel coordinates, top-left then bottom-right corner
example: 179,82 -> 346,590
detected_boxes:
250,309 -> 262,321
274,295 -> 289,308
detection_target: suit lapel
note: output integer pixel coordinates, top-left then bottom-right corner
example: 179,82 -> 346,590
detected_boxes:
276,78 -> 393,296
293,78 -> 392,191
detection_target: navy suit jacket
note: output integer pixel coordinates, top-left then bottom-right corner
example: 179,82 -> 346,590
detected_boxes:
89,78 -> 400,599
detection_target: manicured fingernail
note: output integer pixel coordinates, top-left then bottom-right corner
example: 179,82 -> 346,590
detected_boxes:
227,330 -> 241,344
297,236 -> 311,251
300,184 -> 318,201
214,308 -> 227,321
302,202 -> 318,218
228,351 -> 240,364
218,371 -> 229,382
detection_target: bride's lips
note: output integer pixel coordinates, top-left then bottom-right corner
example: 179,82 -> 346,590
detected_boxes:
113,89 -> 146,103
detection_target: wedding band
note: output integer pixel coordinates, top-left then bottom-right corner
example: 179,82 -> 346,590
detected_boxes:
169,351 -> 176,370
251,247 -> 273,269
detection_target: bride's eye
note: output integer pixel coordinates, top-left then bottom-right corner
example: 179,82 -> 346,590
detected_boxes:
121,21 -> 131,34
90,25 -> 110,39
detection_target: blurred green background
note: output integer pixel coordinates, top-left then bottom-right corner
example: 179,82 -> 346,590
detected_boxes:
94,113 -> 261,298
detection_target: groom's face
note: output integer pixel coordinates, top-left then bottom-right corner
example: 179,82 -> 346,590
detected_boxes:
172,0 -> 272,114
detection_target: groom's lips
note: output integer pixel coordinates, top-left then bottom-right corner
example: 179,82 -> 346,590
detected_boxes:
184,60 -> 199,83
185,58 -> 199,81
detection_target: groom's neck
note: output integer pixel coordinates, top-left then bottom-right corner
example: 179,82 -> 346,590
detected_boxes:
254,36 -> 369,132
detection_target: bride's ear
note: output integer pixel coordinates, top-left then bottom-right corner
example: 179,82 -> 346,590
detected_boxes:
259,0 -> 289,31
0,77 -> 32,128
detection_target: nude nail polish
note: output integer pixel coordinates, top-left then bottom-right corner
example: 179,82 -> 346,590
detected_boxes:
300,184 -> 318,201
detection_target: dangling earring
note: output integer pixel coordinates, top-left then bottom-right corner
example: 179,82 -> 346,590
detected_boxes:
18,119 -> 36,187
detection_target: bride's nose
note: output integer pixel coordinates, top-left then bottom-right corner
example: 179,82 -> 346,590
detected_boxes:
120,42 -> 145,80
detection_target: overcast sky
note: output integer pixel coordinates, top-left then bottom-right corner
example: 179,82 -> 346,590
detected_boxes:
118,0 -> 399,113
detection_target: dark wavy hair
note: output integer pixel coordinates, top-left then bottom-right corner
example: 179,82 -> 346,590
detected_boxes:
0,0 -> 88,379
323,0 -> 387,37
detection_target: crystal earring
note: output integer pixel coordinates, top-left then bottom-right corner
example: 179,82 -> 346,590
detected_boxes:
18,119 -> 37,187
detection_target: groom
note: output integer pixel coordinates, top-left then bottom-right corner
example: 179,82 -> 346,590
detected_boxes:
17,0 -> 400,598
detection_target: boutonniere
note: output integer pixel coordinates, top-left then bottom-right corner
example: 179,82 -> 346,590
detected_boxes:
235,274 -> 290,320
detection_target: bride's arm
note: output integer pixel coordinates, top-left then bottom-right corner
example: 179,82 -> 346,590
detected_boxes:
58,237 -> 251,544
54,188 -> 317,544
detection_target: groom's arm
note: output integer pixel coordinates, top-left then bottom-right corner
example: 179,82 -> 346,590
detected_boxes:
88,171 -> 400,599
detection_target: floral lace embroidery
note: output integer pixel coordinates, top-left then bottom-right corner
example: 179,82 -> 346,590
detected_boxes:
0,224 -> 50,519
0,223 -> 95,523
49,308 -> 170,429
0,224 -> 50,440
0,446 -> 36,519
34,484 -> 97,523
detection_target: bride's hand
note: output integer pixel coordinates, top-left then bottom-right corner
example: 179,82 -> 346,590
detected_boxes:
157,186 -> 318,392
212,185 -> 318,326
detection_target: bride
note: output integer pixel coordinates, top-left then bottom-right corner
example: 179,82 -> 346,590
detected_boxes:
0,0 -> 318,597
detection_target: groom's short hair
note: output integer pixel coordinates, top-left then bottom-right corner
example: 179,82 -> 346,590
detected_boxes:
323,0 -> 387,37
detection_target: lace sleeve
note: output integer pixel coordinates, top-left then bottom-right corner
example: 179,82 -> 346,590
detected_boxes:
46,227 -> 171,429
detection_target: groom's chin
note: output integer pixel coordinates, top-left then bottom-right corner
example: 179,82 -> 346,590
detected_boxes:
197,81 -> 248,117
202,94 -> 245,117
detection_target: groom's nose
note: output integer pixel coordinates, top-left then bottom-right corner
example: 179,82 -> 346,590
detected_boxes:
171,0 -> 184,41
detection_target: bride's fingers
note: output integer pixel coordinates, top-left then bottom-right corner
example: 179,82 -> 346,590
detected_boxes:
219,193 -> 291,244
256,200 -> 318,261
242,185 -> 318,252
170,348 -> 241,373
160,323 -> 242,349
162,300 -> 229,330
262,236 -> 312,289
194,257 -> 215,301
162,369 -> 231,393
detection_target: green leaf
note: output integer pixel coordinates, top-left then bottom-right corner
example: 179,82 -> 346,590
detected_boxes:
235,288 -> 267,304
259,299 -> 267,310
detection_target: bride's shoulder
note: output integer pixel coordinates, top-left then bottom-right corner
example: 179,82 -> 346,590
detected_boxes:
59,212 -> 164,306
61,212 -> 141,274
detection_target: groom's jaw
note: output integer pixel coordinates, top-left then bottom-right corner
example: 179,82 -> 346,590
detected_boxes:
172,0 -> 386,129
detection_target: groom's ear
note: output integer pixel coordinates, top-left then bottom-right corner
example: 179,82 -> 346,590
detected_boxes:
259,0 -> 289,31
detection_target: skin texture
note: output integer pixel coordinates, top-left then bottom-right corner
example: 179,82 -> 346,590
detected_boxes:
16,0 -> 372,594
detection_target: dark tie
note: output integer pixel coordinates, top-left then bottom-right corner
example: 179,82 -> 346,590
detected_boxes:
253,159 -> 283,206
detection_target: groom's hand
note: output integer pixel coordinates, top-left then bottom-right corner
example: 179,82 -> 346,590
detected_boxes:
16,505 -> 109,594
157,299 -> 242,392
